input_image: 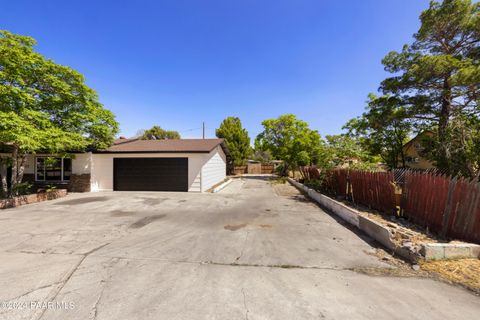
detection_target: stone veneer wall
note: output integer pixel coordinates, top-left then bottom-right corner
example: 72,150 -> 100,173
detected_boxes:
0,189 -> 68,209
68,174 -> 91,192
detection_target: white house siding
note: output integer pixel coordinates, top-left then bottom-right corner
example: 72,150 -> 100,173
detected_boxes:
6,153 -> 92,176
201,146 -> 227,192
71,153 -> 92,175
90,153 -> 205,192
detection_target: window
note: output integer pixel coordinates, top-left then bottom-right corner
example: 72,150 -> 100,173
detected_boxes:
406,156 -> 420,164
35,157 -> 72,182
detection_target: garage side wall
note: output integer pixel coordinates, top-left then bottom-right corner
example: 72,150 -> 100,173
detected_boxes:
90,153 -> 204,192
201,147 -> 227,192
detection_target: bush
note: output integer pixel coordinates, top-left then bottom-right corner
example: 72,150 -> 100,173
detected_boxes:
304,179 -> 323,191
12,182 -> 32,196
275,163 -> 288,176
45,184 -> 57,192
301,167 -> 337,195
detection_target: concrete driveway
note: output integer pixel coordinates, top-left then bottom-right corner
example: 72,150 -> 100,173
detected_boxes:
0,177 -> 478,320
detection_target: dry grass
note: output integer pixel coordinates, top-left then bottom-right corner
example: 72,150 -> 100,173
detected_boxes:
420,259 -> 480,293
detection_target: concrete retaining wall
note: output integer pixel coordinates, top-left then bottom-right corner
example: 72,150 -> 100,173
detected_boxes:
421,243 -> 480,260
288,178 -> 359,227
211,178 -> 233,193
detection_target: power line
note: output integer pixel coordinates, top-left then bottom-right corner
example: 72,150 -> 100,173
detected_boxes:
179,127 -> 202,133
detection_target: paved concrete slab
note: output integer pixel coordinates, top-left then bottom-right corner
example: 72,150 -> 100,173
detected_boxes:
0,177 -> 478,319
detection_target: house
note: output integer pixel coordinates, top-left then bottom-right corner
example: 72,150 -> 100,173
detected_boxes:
399,131 -> 435,170
12,138 -> 230,192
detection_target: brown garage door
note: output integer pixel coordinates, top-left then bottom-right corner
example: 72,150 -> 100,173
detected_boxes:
113,158 -> 188,191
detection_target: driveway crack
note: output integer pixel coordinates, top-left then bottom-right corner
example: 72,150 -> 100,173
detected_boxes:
235,231 -> 249,262
33,242 -> 111,320
241,288 -> 249,320
5,281 -> 63,302
89,257 -> 119,320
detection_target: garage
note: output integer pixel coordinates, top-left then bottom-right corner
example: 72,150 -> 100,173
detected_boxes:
87,138 -> 229,192
113,157 -> 188,191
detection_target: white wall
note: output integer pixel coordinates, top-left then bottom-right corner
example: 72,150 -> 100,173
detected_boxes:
72,153 -> 92,175
201,146 -> 227,192
90,153 -> 205,192
4,153 -> 91,176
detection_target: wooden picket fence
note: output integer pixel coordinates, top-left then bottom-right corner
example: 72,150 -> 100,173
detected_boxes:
401,172 -> 480,244
349,170 -> 396,215
232,164 -> 275,175
304,168 -> 480,244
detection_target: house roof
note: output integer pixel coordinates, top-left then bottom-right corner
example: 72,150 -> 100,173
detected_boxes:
95,138 -> 229,154
402,130 -> 435,150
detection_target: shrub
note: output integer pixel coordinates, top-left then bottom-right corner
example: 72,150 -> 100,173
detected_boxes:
45,184 -> 57,193
12,182 -> 32,196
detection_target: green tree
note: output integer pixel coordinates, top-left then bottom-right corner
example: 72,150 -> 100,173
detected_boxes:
0,30 -> 119,197
344,94 -> 412,169
323,135 -> 379,170
380,0 -> 480,175
141,125 -> 181,140
252,149 -> 272,164
255,114 -> 323,175
215,117 -> 251,166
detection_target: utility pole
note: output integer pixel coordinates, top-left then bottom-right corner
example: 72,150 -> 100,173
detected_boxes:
202,122 -> 205,139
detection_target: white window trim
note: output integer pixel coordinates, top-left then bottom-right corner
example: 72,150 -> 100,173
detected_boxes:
35,156 -> 70,182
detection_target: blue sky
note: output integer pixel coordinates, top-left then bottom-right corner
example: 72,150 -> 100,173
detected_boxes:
2,0 -> 430,139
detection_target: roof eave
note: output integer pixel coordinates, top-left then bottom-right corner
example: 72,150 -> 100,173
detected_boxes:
92,150 -> 211,154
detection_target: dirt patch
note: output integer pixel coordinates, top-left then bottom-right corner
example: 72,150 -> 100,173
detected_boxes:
130,214 -> 166,229
361,247 -> 430,277
259,224 -> 272,229
351,266 -> 424,277
272,183 -> 301,196
420,259 -> 480,294
224,223 -> 247,231
111,210 -> 135,217
54,196 -> 109,205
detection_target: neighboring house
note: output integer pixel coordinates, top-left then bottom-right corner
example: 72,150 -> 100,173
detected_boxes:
4,138 -> 230,193
399,132 -> 435,170
337,156 -> 362,169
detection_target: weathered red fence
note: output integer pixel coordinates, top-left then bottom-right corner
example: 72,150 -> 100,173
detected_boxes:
303,167 -> 480,244
349,170 -> 396,215
329,169 -> 349,197
300,166 -> 321,180
401,172 -> 480,244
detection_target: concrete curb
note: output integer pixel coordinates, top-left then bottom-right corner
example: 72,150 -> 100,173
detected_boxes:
288,178 -> 421,262
421,243 -> 480,260
288,178 -> 359,227
211,178 -> 233,193
288,178 -> 480,262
